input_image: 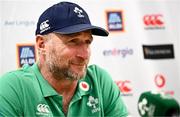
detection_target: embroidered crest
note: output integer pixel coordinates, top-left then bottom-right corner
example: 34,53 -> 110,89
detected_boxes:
87,96 -> 100,113
74,7 -> 84,18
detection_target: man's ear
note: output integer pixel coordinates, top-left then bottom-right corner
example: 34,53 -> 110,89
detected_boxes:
36,35 -> 47,55
36,35 -> 45,49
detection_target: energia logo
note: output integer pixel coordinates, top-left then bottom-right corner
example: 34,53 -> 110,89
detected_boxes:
103,47 -> 133,58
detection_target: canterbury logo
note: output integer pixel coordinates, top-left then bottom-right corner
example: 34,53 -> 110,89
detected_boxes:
143,14 -> 164,26
37,104 -> 50,113
40,20 -> 50,33
115,80 -> 132,93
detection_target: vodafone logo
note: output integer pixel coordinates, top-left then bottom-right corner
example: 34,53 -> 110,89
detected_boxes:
79,81 -> 89,91
154,74 -> 166,88
154,74 -> 175,95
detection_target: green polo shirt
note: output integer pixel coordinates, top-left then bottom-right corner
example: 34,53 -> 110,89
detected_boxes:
0,63 -> 128,117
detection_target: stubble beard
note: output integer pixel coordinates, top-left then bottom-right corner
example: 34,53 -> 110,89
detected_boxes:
46,54 -> 87,81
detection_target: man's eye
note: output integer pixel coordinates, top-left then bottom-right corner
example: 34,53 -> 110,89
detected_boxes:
85,40 -> 92,44
68,39 -> 78,44
67,39 -> 92,45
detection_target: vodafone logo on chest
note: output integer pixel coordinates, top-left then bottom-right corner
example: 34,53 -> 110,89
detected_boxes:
154,74 -> 166,88
79,81 -> 89,91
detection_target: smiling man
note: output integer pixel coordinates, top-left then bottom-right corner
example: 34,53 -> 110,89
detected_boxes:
0,2 -> 128,117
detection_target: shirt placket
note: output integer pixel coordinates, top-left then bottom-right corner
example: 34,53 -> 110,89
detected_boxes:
47,95 -> 65,116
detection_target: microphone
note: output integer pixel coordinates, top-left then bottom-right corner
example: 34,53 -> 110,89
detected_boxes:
138,91 -> 180,117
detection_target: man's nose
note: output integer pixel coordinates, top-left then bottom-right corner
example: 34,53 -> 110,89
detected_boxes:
76,44 -> 90,59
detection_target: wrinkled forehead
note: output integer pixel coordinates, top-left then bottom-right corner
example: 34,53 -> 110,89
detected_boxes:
53,30 -> 93,40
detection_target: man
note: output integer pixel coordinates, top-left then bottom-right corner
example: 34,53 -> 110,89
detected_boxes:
0,2 -> 128,117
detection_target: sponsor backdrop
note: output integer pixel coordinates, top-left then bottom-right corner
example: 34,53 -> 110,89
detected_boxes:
0,0 -> 180,116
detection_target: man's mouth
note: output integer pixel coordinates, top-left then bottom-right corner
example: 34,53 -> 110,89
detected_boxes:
71,63 -> 86,67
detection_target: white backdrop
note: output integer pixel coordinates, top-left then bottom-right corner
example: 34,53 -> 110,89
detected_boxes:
0,0 -> 180,116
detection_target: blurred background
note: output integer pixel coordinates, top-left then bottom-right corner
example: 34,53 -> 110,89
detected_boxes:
0,0 -> 180,116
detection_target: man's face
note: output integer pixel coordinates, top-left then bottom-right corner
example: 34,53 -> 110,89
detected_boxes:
44,30 -> 93,80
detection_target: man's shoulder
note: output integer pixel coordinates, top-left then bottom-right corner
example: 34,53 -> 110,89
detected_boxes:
87,64 -> 110,76
0,69 -> 23,83
0,64 -> 37,90
87,64 -> 107,74
86,64 -> 112,83
0,64 -> 33,81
